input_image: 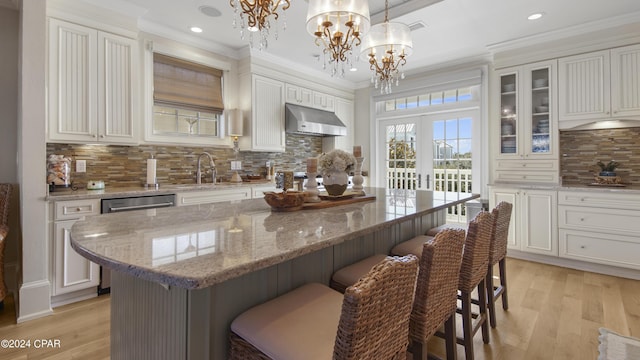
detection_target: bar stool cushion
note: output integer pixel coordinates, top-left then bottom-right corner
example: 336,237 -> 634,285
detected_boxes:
390,235 -> 433,257
231,283 -> 343,360
425,223 -> 467,237
331,254 -> 388,293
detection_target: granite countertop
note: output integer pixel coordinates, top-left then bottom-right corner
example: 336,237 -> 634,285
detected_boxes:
46,181 -> 276,201
69,187 -> 479,290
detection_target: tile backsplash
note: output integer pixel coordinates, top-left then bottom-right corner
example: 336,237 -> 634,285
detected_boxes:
47,133 -> 323,188
560,127 -> 640,185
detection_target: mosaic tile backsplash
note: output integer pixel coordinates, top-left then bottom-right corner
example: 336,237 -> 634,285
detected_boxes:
46,133 -> 323,188
560,127 -> 640,185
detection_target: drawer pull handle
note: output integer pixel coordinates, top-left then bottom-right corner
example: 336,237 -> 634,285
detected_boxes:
580,245 -> 585,249
580,218 -> 584,222
76,207 -> 81,211
580,198 -> 585,201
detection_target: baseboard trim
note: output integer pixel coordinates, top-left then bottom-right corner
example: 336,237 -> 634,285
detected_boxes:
507,250 -> 640,280
51,288 -> 98,308
17,280 -> 53,323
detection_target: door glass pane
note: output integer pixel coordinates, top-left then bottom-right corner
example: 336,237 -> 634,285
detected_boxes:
531,67 -> 550,153
385,123 -> 417,190
433,117 -> 473,223
500,73 -> 517,154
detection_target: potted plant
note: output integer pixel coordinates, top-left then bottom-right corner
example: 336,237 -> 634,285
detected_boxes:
597,160 -> 619,177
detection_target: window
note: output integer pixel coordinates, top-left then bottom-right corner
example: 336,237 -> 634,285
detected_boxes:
152,53 -> 224,137
377,86 -> 478,112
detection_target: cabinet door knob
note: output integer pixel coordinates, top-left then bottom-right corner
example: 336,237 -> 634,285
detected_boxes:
580,198 -> 585,201
76,207 -> 81,211
580,245 -> 586,249
99,134 -> 105,138
580,218 -> 584,222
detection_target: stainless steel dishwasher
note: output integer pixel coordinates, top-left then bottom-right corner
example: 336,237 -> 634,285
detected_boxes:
99,194 -> 175,294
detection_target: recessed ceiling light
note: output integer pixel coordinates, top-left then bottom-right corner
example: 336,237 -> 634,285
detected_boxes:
349,67 -> 358,72
527,12 -> 544,20
190,26 -> 203,33
199,5 -> 221,17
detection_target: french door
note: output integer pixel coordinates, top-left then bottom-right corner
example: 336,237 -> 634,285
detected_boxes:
379,109 -> 479,222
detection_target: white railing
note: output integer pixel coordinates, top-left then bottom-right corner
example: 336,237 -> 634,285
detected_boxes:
386,168 -> 472,222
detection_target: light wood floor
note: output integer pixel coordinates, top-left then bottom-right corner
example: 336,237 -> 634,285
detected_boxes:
0,258 -> 638,360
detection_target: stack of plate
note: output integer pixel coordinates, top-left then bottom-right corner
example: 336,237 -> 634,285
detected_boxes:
536,119 -> 549,134
502,139 -> 516,153
501,123 -> 514,135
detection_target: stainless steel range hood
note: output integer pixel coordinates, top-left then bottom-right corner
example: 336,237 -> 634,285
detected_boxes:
285,103 -> 347,136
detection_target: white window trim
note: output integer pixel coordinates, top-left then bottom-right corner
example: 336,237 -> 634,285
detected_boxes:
141,39 -> 232,147
370,66 -> 490,199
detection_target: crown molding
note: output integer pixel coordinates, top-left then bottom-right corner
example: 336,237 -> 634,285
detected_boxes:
488,11 -> 640,54
137,18 -> 240,60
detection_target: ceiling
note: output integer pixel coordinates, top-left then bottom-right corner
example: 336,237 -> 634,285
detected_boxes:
79,0 -> 640,85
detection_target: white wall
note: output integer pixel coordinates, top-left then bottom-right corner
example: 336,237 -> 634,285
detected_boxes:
0,5 -> 21,301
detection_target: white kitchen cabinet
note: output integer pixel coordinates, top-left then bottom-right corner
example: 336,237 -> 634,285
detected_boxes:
50,199 -> 100,302
331,98 -> 354,151
240,74 -> 286,152
493,60 -> 558,184
176,188 -> 252,206
490,186 -> 557,256
48,18 -> 138,144
312,90 -> 335,112
558,190 -> 640,270
285,83 -> 335,112
285,84 -> 313,107
558,44 -> 640,127
251,184 -> 276,198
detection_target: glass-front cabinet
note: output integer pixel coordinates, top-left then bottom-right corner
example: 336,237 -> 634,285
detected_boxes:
496,60 -> 557,159
493,60 -> 559,184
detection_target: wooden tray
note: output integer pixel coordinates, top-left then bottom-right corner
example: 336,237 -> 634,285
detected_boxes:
302,194 -> 376,210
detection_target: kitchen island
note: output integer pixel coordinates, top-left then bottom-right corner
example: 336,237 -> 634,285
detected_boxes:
70,187 -> 479,360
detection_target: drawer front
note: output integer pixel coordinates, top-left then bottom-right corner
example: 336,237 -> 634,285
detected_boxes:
558,190 -> 640,210
495,159 -> 558,171
55,199 -> 101,220
494,170 -> 558,183
176,189 -> 251,206
252,185 -> 276,199
558,205 -> 640,236
559,229 -> 640,270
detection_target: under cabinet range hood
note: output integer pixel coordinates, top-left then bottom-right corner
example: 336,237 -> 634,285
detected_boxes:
285,103 -> 347,136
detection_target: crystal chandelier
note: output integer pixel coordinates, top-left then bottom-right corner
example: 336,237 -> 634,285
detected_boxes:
229,0 -> 291,50
306,0 -> 370,78
360,0 -> 413,94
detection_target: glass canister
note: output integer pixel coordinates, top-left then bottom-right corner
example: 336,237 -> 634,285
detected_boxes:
47,154 -> 72,187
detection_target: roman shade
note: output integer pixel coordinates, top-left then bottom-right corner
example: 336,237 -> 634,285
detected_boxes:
153,53 -> 224,113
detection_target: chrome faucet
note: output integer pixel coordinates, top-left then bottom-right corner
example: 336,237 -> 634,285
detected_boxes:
196,152 -> 216,184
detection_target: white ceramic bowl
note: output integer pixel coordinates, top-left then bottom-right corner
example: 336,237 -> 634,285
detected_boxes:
533,79 -> 548,88
535,105 -> 549,113
502,83 -> 515,92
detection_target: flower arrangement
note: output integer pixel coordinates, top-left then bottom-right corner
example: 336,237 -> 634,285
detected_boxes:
318,149 -> 356,177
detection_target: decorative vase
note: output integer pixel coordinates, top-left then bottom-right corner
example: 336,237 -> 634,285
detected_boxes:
323,171 -> 348,196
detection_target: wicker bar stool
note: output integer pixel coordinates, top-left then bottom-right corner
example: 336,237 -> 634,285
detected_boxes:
486,201 -> 512,328
448,210 -> 495,360
229,255 -> 419,360
330,229 -> 466,360
0,184 -> 12,307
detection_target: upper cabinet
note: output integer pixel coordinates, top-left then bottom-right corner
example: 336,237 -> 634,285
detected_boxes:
285,84 -> 313,108
493,60 -> 559,184
285,83 -> 335,112
239,74 -> 286,152
48,18 -> 138,145
558,44 -> 640,127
